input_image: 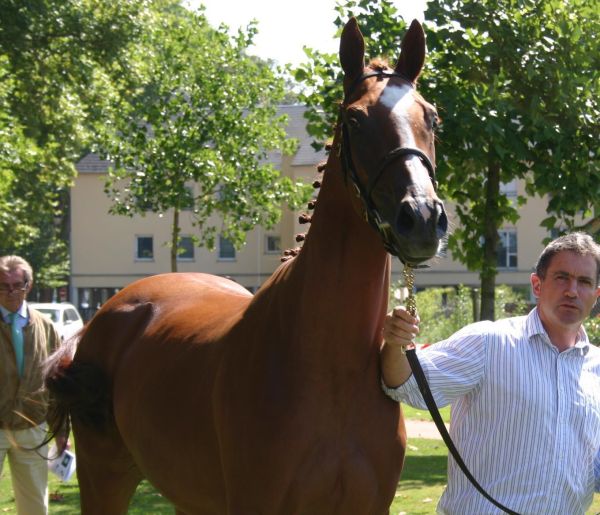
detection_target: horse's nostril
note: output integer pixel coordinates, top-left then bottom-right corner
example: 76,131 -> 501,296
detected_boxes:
396,202 -> 416,236
436,203 -> 448,237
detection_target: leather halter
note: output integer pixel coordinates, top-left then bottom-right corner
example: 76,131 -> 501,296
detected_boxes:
339,70 -> 437,262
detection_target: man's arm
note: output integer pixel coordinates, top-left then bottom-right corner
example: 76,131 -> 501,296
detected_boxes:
380,306 -> 420,387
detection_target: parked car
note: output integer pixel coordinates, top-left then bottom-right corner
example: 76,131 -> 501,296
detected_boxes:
29,302 -> 84,341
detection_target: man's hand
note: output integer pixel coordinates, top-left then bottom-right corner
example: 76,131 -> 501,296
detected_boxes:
380,306 -> 420,388
55,434 -> 70,454
383,306 -> 420,350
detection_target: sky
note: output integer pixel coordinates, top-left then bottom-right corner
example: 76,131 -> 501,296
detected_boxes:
185,0 -> 428,66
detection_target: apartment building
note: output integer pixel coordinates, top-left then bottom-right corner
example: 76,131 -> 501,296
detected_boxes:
70,105 -> 555,318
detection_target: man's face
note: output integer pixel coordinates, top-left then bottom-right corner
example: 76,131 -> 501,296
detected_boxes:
531,251 -> 600,332
0,269 -> 31,313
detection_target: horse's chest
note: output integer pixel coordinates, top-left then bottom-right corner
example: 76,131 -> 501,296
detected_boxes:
229,439 -> 398,514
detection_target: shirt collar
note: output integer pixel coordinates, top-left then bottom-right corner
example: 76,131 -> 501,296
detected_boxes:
0,301 -> 28,323
525,306 -> 590,355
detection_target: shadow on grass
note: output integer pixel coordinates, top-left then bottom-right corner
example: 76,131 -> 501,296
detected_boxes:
401,454 -> 447,486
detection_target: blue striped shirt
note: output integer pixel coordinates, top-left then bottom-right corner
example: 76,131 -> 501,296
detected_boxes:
382,307 -> 600,515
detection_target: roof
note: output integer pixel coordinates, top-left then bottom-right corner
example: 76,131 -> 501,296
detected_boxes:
76,153 -> 114,174
278,105 -> 328,166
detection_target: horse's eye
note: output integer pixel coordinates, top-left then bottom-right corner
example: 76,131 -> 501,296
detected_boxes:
347,117 -> 361,131
431,114 -> 440,131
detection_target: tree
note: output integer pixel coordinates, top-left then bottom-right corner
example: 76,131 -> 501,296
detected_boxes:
0,0 -> 153,287
389,283 -> 529,343
423,0 -> 599,319
101,4 -> 311,271
294,0 -> 599,320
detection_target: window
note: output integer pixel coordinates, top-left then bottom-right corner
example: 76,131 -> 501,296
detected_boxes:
497,230 -> 517,269
65,309 -> 80,323
136,196 -> 153,212
500,180 -> 517,198
136,236 -> 154,260
218,235 -> 236,260
181,186 -> 194,211
178,236 -> 194,260
265,235 -> 281,254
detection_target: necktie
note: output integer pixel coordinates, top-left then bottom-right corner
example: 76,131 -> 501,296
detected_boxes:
8,312 -> 24,377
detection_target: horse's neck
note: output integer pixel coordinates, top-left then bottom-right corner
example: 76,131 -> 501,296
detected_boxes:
302,139 -> 389,289
262,130 -> 391,352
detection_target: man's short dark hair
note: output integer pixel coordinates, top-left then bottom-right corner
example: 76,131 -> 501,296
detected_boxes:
535,232 -> 600,284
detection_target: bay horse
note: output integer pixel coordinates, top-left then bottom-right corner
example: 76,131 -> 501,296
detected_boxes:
45,18 -> 447,514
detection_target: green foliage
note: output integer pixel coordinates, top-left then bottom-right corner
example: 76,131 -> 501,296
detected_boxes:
101,4 -> 311,256
1,0 -> 310,279
585,315 -> 600,346
291,0 -> 408,149
0,0 -> 153,286
390,283 -> 529,344
423,0 -> 600,277
294,0 -> 599,320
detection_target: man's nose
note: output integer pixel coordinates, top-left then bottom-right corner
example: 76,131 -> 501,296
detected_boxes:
565,279 -> 578,296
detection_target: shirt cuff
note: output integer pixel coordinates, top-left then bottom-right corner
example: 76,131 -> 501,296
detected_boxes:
380,374 -> 420,402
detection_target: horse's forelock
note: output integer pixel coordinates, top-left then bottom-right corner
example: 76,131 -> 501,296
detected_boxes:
367,58 -> 391,72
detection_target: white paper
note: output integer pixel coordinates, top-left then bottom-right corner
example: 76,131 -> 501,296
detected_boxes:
48,445 -> 77,482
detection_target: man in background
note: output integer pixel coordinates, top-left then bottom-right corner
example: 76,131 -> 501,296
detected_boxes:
0,255 -> 62,515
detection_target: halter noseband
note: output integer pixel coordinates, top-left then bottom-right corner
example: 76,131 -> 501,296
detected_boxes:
339,70 -> 437,262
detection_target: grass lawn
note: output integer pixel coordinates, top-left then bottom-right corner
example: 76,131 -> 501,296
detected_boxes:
402,403 -> 451,424
0,471 -> 173,514
2,435 -> 600,513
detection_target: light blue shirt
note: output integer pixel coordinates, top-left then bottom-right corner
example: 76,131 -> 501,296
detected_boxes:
0,301 -> 28,329
382,308 -> 600,515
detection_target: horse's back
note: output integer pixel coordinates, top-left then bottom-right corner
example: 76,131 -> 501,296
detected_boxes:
77,272 -> 251,352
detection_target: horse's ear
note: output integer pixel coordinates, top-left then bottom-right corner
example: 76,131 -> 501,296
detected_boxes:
395,19 -> 426,83
340,17 -> 365,81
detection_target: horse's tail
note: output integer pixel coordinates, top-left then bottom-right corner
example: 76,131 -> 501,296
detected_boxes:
44,329 -> 112,442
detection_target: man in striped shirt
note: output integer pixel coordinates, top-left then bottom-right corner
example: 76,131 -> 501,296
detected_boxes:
381,232 -> 600,514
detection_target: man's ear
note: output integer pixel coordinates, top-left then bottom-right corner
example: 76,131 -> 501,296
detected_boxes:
530,273 -> 541,298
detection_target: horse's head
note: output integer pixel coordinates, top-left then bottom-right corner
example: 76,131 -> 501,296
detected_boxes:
339,18 -> 447,266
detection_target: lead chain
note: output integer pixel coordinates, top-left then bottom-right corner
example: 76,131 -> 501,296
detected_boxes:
402,265 -> 417,354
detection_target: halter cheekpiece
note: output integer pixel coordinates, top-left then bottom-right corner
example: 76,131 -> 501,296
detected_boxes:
339,70 -> 437,263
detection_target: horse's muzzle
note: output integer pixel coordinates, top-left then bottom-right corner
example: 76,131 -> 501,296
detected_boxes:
394,197 -> 447,263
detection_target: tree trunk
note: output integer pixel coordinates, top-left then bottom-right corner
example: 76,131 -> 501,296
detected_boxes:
480,149 -> 501,321
171,208 -> 180,273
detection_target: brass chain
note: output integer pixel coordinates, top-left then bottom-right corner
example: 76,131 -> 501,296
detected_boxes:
401,265 -> 417,354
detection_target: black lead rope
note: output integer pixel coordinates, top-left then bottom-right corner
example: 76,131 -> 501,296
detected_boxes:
402,267 -> 520,515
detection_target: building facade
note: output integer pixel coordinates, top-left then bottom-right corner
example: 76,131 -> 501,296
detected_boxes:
70,105 -> 558,319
